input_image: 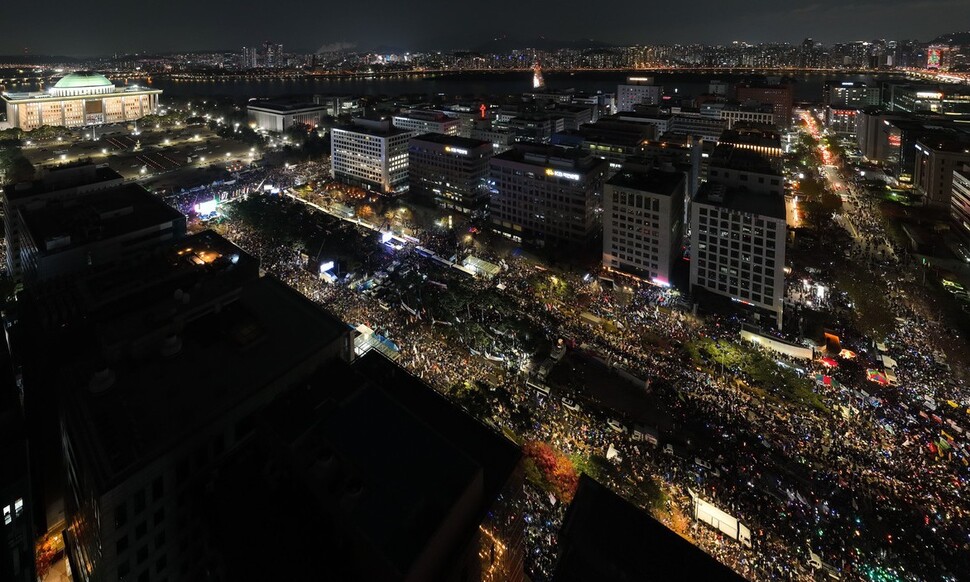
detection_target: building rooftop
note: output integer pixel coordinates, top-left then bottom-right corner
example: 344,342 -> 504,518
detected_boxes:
553,475 -> 744,582
916,137 -> 970,154
247,100 -> 325,113
20,183 -> 184,254
409,133 -> 491,149
3,164 -> 123,202
45,232 -> 348,489
53,71 -> 113,89
208,351 -> 521,580
607,169 -> 684,195
710,143 -> 781,174
695,182 -> 786,220
334,119 -> 411,137
493,143 -> 606,174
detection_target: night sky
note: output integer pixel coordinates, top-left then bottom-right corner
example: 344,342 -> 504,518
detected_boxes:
2,0 -> 967,56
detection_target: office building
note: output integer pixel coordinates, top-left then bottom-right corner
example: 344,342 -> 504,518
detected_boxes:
952,166 -> 970,235
617,77 -> 662,112
313,94 -> 362,117
247,101 -> 327,132
2,72 -> 161,131
392,110 -> 461,136
507,114 -> 565,144
668,113 -> 726,142
262,42 -> 284,68
735,83 -> 793,127
12,183 -> 186,283
690,183 -> 786,328
553,475 -> 744,582
825,106 -> 861,134
208,351 -> 525,582
706,144 -> 784,197
471,121 -> 515,153
719,104 -> 776,129
718,126 -> 783,160
577,119 -> 657,168
825,81 -> 881,108
913,138 -> 970,207
1,346 -> 33,582
408,133 -> 493,214
488,144 -> 608,247
612,111 -> 672,135
331,118 -> 414,194
885,83 -> 970,119
603,169 -> 686,286
3,163 -> 125,279
40,231 -> 352,582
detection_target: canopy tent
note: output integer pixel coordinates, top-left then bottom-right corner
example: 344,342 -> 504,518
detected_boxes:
867,369 -> 889,386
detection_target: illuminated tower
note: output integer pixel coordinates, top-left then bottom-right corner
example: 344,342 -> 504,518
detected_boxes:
532,58 -> 545,89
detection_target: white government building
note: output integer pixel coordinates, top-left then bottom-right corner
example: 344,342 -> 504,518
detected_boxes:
2,71 -> 162,130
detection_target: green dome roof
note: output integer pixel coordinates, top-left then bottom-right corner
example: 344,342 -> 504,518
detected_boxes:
53,72 -> 114,89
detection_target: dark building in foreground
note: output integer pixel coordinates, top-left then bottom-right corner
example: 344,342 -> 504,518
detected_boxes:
553,475 -> 744,582
18,231 -> 351,582
208,351 -> 524,582
408,133 -> 493,215
16,226 -> 523,582
0,342 -> 33,582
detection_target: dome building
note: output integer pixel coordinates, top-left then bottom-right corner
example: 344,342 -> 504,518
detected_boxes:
1,71 -> 162,130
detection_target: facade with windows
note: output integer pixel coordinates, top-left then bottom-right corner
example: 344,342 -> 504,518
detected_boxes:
617,77 -> 662,112
246,101 -> 326,132
488,145 -> 608,247
51,232 -> 352,582
706,144 -> 784,197
690,183 -> 786,328
331,119 -> 414,194
603,169 -> 685,286
950,167 -> 970,235
392,110 -> 461,136
408,134 -> 493,215
2,72 -> 161,131
914,138 -> 970,207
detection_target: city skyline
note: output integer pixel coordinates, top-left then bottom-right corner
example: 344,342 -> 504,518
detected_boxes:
0,0 -> 968,57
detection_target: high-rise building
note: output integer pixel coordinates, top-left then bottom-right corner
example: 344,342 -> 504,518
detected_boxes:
11,183 -> 186,284
3,163 -> 125,280
735,83 -> 793,128
2,72 -> 161,131
951,166 -> 970,236
0,347 -> 33,582
37,231 -> 353,582
239,46 -> 258,69
408,133 -> 493,214
262,41 -> 284,68
331,118 -> 414,194
825,81 -> 881,108
706,144 -> 784,197
913,138 -> 970,207
690,183 -> 786,328
617,77 -> 663,112
488,144 -> 608,247
392,110 -> 461,136
602,169 -> 686,286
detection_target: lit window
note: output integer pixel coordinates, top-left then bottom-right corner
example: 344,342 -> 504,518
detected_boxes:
3,505 -> 10,525
14,499 -> 23,516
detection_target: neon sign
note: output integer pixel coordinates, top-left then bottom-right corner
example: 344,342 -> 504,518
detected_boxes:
445,146 -> 469,155
545,168 -> 581,181
479,103 -> 487,119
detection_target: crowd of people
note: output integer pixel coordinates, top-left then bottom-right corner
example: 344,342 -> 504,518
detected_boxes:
175,147 -> 969,581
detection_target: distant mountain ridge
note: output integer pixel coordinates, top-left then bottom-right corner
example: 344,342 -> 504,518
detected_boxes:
471,36 -> 615,53
930,31 -> 970,45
